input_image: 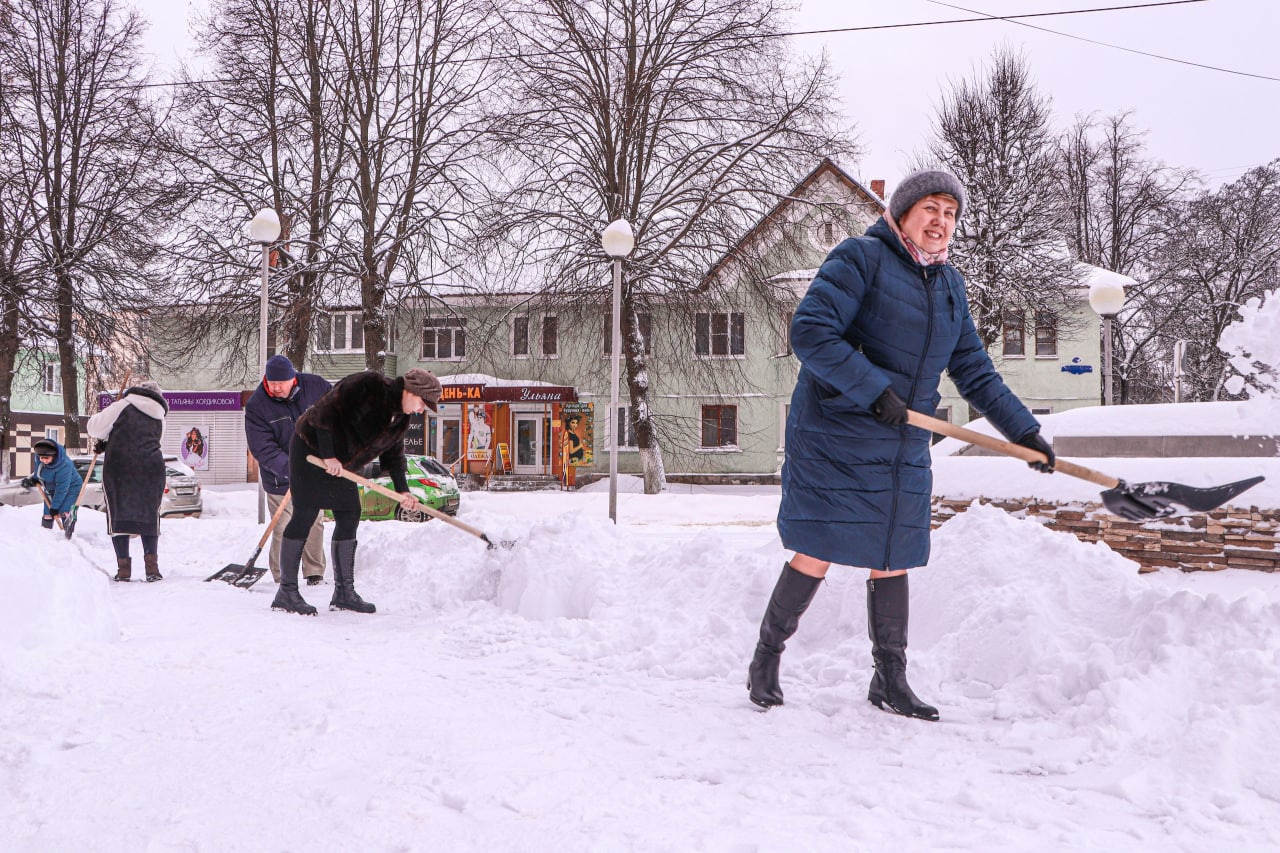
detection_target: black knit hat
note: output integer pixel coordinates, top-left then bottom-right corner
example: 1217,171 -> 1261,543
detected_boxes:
265,354 -> 297,381
888,169 -> 966,222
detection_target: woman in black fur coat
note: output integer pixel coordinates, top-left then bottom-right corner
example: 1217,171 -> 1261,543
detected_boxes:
271,369 -> 443,616
86,381 -> 169,582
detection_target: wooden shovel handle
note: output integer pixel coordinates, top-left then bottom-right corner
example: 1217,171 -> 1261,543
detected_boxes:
906,410 -> 1120,489
306,455 -> 491,543
253,489 -> 293,551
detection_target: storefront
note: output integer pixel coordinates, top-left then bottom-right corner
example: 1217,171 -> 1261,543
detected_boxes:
424,379 -> 587,484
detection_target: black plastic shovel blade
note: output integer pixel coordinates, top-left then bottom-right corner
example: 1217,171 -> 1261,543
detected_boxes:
230,565 -> 268,589
204,564 -> 245,583
1102,476 -> 1265,520
62,507 -> 78,539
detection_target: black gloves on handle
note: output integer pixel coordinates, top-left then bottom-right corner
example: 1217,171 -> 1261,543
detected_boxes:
870,387 -> 909,426
93,439 -> 107,454
1016,430 -> 1055,473
21,476 -> 38,488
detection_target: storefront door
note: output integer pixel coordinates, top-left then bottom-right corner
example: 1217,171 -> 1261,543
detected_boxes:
513,413 -> 542,474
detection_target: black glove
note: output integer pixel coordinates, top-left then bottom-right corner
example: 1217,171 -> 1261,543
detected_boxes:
93,439 -> 107,454
20,476 -> 38,488
870,387 -> 909,426
1016,430 -> 1055,473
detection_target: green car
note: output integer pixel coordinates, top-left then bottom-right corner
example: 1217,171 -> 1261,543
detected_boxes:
330,454 -> 461,523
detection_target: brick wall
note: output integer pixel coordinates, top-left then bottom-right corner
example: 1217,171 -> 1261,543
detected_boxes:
931,497 -> 1280,574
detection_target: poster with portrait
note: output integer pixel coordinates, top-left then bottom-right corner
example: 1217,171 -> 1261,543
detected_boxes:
560,402 -> 593,467
466,404 -> 494,462
181,425 -> 210,470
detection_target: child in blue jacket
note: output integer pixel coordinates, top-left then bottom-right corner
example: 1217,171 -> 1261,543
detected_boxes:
22,438 -> 83,529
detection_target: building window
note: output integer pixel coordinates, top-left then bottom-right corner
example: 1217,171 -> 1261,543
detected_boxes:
1034,312 -> 1057,357
701,405 -> 737,448
603,312 -> 652,357
779,311 -> 794,355
541,316 -> 558,357
41,363 -> 61,394
695,312 -> 744,357
1002,311 -> 1025,357
421,317 -> 466,360
317,311 -> 365,353
512,315 -> 530,357
615,407 -> 637,448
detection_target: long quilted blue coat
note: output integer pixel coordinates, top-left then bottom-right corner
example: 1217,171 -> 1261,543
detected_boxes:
777,217 -> 1038,570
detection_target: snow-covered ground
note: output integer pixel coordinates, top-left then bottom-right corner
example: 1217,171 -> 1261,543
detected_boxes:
4,404 -> 1280,851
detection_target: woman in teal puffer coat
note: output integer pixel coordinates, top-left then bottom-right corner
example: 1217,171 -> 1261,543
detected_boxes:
748,170 -> 1056,721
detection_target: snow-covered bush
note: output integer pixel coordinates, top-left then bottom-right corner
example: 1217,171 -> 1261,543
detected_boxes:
1220,289 -> 1280,398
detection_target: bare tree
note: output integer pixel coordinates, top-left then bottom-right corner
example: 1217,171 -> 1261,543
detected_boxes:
0,0 -> 181,447
166,0 -> 349,377
927,48 -> 1079,350
1057,112 -> 1194,403
492,0 -> 851,493
1146,162 -> 1280,401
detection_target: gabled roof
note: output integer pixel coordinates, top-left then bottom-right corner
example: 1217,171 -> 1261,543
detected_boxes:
699,158 -> 885,291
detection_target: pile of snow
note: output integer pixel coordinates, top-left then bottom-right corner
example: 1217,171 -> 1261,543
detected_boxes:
1,476 -> 1278,848
1222,288 -> 1280,398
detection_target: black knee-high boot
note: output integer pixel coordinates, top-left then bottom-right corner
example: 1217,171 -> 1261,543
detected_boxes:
867,574 -> 938,721
747,563 -> 822,708
270,538 -> 317,616
329,539 -> 375,613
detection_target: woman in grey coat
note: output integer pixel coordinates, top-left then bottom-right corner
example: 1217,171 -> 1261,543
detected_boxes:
748,170 -> 1056,720
87,381 -> 169,582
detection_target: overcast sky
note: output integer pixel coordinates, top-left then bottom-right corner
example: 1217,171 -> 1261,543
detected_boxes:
137,0 -> 1273,197
788,0 -> 1276,194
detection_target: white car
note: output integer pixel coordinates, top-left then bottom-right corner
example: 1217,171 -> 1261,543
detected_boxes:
0,454 -> 201,518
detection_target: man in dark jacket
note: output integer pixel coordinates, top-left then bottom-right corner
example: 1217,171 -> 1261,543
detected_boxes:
23,438 -> 83,530
87,381 -> 169,582
271,368 -> 442,616
245,355 -> 333,584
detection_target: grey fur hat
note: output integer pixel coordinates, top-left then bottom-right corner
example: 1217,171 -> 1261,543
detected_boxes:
888,169 -> 966,222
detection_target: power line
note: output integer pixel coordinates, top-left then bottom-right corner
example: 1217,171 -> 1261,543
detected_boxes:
0,0 -> 1220,94
927,0 -> 1279,82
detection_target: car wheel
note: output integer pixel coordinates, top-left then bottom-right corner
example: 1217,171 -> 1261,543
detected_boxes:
395,505 -> 432,523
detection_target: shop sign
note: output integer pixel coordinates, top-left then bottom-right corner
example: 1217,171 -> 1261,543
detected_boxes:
441,384 -> 484,402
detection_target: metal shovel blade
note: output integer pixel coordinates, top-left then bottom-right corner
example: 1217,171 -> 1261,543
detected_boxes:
204,563 -> 247,584
1102,475 -> 1265,521
230,564 -> 268,589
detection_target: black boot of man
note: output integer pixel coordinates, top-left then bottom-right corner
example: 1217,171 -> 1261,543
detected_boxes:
270,538 -> 317,616
747,563 -> 822,708
866,574 -> 938,721
329,539 -> 375,613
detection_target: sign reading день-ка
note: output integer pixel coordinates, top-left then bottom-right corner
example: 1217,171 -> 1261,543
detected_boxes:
439,384 -> 577,404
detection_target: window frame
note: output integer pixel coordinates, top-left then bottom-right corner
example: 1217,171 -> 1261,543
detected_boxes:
316,310 -> 365,354
699,404 -> 738,449
41,362 -> 61,395
421,317 -> 467,361
512,315 -> 530,358
1034,311 -> 1058,358
1001,310 -> 1026,358
541,315 -> 558,358
603,312 -> 652,357
695,312 -> 745,358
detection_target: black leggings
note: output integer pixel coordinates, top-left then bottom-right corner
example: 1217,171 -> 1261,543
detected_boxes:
112,534 -> 158,559
285,505 -> 358,541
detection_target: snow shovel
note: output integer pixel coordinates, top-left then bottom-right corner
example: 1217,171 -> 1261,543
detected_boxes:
306,454 -> 513,549
36,483 -> 66,531
908,410 -> 1265,520
204,490 -> 293,587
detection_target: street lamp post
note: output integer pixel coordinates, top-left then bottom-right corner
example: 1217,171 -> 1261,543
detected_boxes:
1087,271 -> 1128,406
248,207 -> 281,522
601,219 -> 635,523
